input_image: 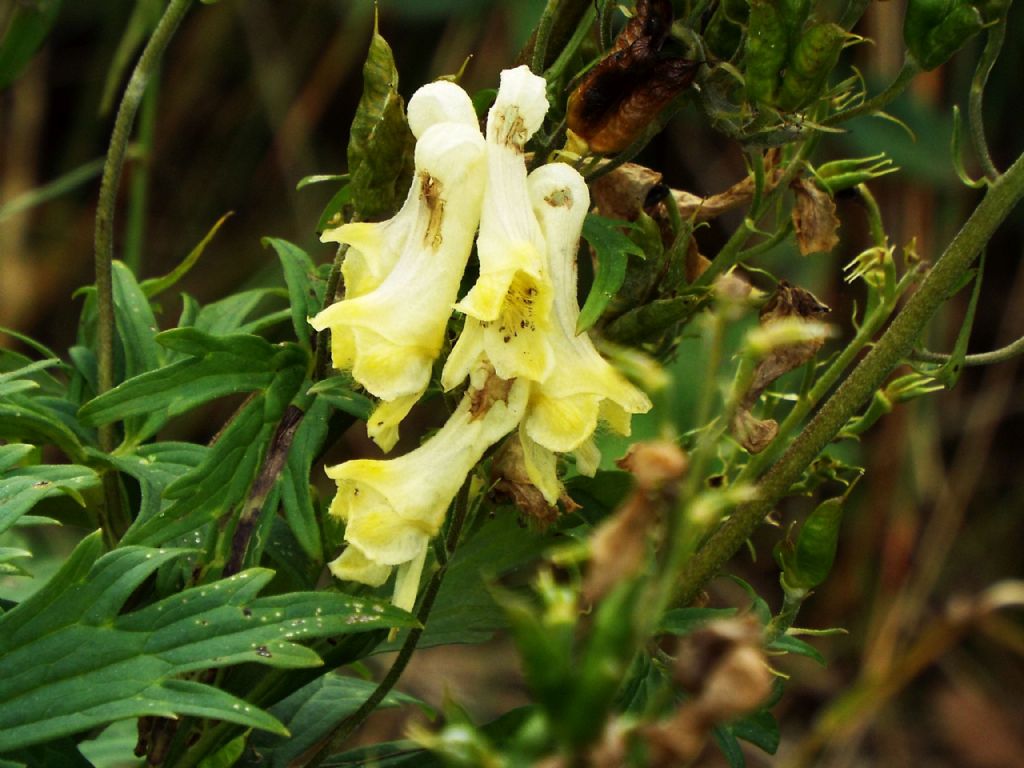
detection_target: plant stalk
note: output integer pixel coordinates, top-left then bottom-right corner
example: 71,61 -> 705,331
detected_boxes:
677,148 -> 1024,605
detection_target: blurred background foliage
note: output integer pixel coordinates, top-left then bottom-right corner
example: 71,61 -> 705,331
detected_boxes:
2,0 -> 1024,765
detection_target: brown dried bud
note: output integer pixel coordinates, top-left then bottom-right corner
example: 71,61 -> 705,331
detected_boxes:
732,281 -> 830,453
567,0 -> 699,154
791,177 -> 840,255
590,162 -> 664,222
489,437 -> 575,528
584,441 -> 687,603
643,617 -> 772,765
616,440 -> 689,493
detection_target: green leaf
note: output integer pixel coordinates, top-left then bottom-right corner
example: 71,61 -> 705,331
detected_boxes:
316,183 -> 353,233
141,212 -> 234,298
78,329 -> 307,441
0,444 -> 34,473
603,294 -> 702,344
713,724 -> 746,768
0,0 -> 62,89
0,464 -> 99,537
296,173 -> 349,190
731,709 -> 780,754
0,394 -> 89,461
101,442 -> 207,526
347,17 -> 414,220
279,398 -> 329,559
767,633 -> 825,665
120,392 -> 285,546
97,0 -> 160,114
193,288 -> 286,337
112,261 -> 162,379
69,719 -> 140,768
307,375 -> 373,421
659,606 -> 739,635
577,214 -> 645,333
244,674 -> 418,768
0,535 -> 417,753
263,237 -> 324,350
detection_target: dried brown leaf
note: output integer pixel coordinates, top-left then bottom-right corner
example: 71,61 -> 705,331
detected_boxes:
792,177 -> 840,255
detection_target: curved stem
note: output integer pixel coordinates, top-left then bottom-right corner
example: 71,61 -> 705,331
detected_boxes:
93,0 -> 193,546
969,24 -> 1006,182
677,147 -> 1024,605
914,333 -> 1024,367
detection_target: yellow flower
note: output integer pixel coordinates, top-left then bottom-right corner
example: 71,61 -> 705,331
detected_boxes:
443,65 -> 555,389
310,82 -> 486,451
327,365 -> 528,612
517,163 -> 653,503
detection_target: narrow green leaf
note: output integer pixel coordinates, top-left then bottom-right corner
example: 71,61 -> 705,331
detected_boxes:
101,442 -> 206,526
577,214 -> 646,333
0,0 -> 63,89
263,237 -> 324,349
316,183 -> 353,233
193,288 -> 287,337
78,329 -> 307,438
0,395 -> 88,463
767,633 -> 825,665
245,673 -> 418,768
713,724 -> 746,768
97,0 -> 160,114
0,444 -> 34,473
347,18 -> 414,220
308,375 -> 373,420
296,173 -> 349,190
0,541 -> 416,753
0,465 -> 99,537
279,397 -> 329,559
659,606 -> 739,635
731,709 -> 780,754
141,212 -> 234,298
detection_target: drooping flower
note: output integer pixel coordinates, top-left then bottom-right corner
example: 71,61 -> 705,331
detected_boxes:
310,82 -> 486,450
517,162 -> 653,503
442,65 -> 555,389
327,365 -> 528,612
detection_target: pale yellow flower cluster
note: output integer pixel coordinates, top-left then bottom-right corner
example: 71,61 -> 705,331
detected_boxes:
310,66 -> 652,611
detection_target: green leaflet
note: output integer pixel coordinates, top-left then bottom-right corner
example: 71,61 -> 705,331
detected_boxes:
242,673 -> 419,768
0,0 -> 63,89
141,212 -> 234,298
263,237 -> 325,350
307,375 -> 374,421
278,397 -> 329,560
347,18 -> 415,221
577,213 -> 645,334
101,442 -> 207,527
78,328 -> 308,443
0,534 -> 417,753
0,463 -> 99,537
0,395 -> 88,463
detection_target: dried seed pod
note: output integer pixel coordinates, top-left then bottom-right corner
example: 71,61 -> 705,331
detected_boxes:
567,0 -> 699,154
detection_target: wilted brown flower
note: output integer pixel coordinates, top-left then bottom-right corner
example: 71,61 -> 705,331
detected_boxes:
791,177 -> 841,255
567,0 -> 699,154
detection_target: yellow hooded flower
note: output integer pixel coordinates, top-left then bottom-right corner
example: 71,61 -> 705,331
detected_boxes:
443,65 -> 555,388
310,82 -> 486,450
517,163 -> 653,503
327,365 -> 528,612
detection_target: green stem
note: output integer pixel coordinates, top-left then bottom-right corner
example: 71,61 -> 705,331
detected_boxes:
531,0 -> 561,75
518,0 -> 592,72
765,588 -> 805,643
914,332 -> 1024,367
124,67 -> 160,273
93,0 -> 193,547
304,482 -> 475,768
677,148 -> 1024,605
825,58 -> 921,127
969,24 -> 1006,182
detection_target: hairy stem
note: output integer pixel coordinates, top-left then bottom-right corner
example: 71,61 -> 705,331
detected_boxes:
677,148 -> 1024,605
969,24 -> 1006,182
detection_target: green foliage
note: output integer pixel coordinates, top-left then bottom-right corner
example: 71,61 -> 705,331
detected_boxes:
0,533 -> 415,753
0,0 -> 62,89
577,213 -> 645,332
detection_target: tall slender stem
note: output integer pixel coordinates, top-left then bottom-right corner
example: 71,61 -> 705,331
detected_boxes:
968,25 -> 1006,182
677,148 -> 1024,605
93,0 -> 193,547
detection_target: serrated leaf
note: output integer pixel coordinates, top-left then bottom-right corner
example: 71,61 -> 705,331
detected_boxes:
347,18 -> 414,221
577,214 -> 646,333
263,237 -> 324,350
307,375 -> 373,420
78,329 -> 307,443
142,212 -> 234,298
243,673 -> 419,768
0,535 -> 417,753
767,633 -> 825,665
278,397 -> 329,559
0,465 -> 99,537
0,0 -> 63,89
